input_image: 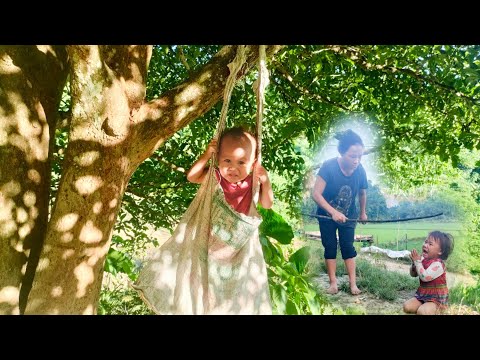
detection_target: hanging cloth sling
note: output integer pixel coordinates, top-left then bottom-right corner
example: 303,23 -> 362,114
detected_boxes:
132,46 -> 272,315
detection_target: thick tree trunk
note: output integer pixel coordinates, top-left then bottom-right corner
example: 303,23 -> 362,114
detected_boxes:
23,45 -> 282,314
0,46 -> 68,314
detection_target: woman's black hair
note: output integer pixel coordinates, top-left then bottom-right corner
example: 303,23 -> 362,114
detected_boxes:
335,129 -> 364,154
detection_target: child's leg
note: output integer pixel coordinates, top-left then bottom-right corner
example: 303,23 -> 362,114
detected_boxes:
403,298 -> 422,314
416,302 -> 439,315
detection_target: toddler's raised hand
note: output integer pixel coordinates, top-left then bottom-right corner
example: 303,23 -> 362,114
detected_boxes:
255,163 -> 270,184
410,248 -> 421,262
204,139 -> 218,158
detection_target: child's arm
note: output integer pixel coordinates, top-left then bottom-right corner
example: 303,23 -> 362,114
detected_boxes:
255,164 -> 273,209
413,260 -> 445,282
409,248 -> 419,277
186,139 -> 217,184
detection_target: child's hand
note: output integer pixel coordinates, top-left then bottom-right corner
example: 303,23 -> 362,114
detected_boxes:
410,248 -> 421,262
254,163 -> 270,184
203,139 -> 217,159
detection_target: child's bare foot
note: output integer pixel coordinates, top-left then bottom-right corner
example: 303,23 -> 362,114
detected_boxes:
350,285 -> 361,295
326,284 -> 339,294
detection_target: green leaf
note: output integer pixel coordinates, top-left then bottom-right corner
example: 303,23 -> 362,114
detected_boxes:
288,246 -> 311,274
285,300 -> 299,315
271,285 -> 288,314
258,207 -> 294,244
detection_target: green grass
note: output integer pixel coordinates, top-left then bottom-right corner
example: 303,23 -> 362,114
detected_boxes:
449,280 -> 480,312
303,220 -> 469,273
338,259 -> 418,301
306,241 -> 418,302
303,221 -> 464,249
98,286 -> 154,315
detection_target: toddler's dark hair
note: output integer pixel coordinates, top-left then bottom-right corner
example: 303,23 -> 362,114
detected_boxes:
428,231 -> 454,260
335,129 -> 364,154
219,126 -> 256,149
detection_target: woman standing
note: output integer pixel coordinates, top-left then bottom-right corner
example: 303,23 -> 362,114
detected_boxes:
312,129 -> 368,295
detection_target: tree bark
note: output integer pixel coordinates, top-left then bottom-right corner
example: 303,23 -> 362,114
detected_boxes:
0,46 -> 68,314
24,45 -> 282,314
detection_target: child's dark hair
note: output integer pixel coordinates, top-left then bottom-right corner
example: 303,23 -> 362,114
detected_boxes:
334,129 -> 364,154
219,126 -> 256,149
428,231 -> 454,260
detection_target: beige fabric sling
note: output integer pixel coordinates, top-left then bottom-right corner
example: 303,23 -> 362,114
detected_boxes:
132,46 -> 272,314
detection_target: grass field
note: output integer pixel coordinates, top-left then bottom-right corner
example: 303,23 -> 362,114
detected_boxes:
303,221 -> 465,251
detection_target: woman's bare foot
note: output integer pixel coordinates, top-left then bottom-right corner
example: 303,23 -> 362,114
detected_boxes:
326,284 -> 339,294
350,285 -> 361,295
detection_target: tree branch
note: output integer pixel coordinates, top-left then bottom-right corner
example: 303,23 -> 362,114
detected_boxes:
132,45 -> 284,164
177,45 -> 190,71
327,45 -> 479,106
151,153 -> 186,173
272,58 -> 352,112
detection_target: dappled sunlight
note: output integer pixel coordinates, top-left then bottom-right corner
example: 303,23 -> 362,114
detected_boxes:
79,220 -> 103,244
18,223 -> 31,241
51,286 -> 62,297
122,79 -> 145,104
0,53 -> 21,74
82,304 -> 94,315
0,287 -> 20,312
60,232 -> 73,243
108,198 -> 118,208
6,130 -> 46,160
27,169 -> 41,184
3,93 -> 49,162
56,213 -> 79,232
2,180 -> 21,197
84,244 -> 110,265
0,209 -> 16,237
174,83 -> 203,121
175,83 -> 204,105
74,262 -> 94,298
0,129 -> 7,146
75,175 -> 104,195
0,188 -> 17,237
92,202 -> 103,214
61,249 -> 75,260
0,220 -> 16,239
23,191 -> 36,207
16,207 -> 28,223
74,151 -> 100,167
29,206 -> 38,220
36,257 -> 50,271
198,71 -> 213,83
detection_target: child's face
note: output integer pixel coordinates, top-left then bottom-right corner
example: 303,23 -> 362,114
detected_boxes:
217,135 -> 256,184
422,236 -> 442,260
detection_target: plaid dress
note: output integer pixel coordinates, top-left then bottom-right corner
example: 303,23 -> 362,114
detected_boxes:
415,257 -> 448,308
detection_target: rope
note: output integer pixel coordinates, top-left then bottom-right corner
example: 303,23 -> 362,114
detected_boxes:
302,212 -> 444,223
211,45 -> 247,168
252,45 -> 269,198
209,45 -> 269,201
